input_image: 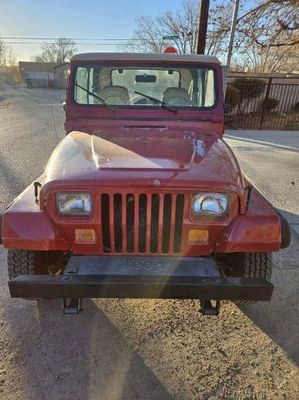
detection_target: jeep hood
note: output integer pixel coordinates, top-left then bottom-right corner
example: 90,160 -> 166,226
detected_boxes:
43,130 -> 244,193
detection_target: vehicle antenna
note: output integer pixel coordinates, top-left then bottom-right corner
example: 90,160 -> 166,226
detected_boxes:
34,181 -> 42,204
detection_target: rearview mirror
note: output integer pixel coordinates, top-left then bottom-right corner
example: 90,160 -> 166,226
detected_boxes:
135,75 -> 157,83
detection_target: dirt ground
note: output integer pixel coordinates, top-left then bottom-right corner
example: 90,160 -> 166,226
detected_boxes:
0,238 -> 298,399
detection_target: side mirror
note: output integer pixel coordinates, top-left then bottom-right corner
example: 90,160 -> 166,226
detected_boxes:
62,101 -> 66,112
224,103 -> 231,114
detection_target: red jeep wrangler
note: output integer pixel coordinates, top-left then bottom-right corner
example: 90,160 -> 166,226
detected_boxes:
0,52 -> 290,315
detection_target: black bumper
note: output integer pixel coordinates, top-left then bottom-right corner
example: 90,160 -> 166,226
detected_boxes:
8,255 -> 273,301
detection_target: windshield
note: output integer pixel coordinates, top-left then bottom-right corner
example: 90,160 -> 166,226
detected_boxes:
74,64 -> 216,109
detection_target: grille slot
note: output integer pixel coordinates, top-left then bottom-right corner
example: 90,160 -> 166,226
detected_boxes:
150,194 -> 160,253
114,194 -> 122,252
138,194 -> 147,253
101,194 -> 111,252
162,194 -> 172,253
174,194 -> 185,253
126,194 -> 135,253
100,192 -> 184,254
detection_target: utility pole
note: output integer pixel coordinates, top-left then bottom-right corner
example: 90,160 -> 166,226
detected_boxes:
226,0 -> 240,68
195,0 -> 210,54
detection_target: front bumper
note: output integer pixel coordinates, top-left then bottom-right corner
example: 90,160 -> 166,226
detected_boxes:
9,255 -> 273,301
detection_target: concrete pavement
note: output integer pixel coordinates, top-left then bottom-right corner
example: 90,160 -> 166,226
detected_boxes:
225,129 -> 299,235
226,129 -> 299,150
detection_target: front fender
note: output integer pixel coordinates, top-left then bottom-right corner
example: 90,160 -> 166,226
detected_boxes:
216,186 -> 282,253
2,182 -> 68,251
275,210 -> 291,249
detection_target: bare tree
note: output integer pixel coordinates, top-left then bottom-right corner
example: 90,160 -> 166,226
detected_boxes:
209,0 -> 299,62
123,0 -> 235,57
237,42 -> 299,73
233,0 -> 299,72
0,39 -> 19,84
123,0 -> 200,54
0,39 -> 8,65
237,0 -> 299,48
123,16 -> 166,53
157,0 -> 199,53
123,0 -> 298,73
0,39 -> 16,66
207,2 -> 233,56
34,38 -> 77,63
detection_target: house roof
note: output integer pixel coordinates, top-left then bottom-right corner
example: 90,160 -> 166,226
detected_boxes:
54,62 -> 69,69
18,62 -> 57,73
71,52 -> 220,65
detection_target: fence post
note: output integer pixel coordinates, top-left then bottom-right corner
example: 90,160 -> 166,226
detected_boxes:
259,77 -> 272,130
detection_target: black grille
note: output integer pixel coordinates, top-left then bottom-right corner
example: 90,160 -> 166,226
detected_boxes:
100,193 -> 184,254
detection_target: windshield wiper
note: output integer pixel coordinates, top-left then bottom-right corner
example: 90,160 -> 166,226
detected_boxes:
134,90 -> 177,113
75,83 -> 115,112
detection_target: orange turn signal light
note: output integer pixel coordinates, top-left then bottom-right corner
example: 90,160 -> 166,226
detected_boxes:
188,229 -> 209,243
75,229 -> 96,243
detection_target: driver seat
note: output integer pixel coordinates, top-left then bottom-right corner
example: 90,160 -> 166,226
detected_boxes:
162,87 -> 192,107
100,85 -> 130,105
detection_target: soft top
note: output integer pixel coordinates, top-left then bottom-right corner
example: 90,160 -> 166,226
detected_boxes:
71,52 -> 220,65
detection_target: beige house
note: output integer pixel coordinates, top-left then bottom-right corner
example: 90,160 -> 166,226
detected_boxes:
19,62 -> 57,88
19,61 -> 69,88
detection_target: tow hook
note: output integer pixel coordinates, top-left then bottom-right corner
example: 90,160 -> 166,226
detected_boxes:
200,299 -> 221,316
63,298 -> 221,316
63,298 -> 82,314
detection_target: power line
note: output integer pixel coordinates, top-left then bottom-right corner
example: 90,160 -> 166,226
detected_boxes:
1,41 -> 131,45
0,36 -> 140,41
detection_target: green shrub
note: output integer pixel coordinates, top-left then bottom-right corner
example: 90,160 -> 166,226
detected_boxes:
232,78 -> 266,100
225,85 -> 240,107
262,97 -> 279,111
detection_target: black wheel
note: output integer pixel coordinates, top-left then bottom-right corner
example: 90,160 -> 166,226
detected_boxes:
8,250 -> 49,300
8,249 -> 68,280
217,252 -> 272,304
8,250 -> 67,300
8,249 -> 48,280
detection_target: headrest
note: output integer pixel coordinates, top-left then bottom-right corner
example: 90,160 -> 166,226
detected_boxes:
100,85 -> 130,105
162,87 -> 192,107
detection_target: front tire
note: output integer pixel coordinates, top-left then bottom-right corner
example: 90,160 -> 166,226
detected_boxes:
226,252 -> 272,280
8,250 -> 68,300
8,250 -> 50,300
218,252 -> 272,304
8,249 -> 48,280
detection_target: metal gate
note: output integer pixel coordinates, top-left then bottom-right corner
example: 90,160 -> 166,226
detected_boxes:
225,76 -> 299,130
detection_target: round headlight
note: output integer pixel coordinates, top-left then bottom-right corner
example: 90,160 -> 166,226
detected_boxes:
57,192 -> 92,216
192,193 -> 229,217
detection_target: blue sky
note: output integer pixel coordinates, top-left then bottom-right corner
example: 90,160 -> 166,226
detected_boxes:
0,0 -> 185,61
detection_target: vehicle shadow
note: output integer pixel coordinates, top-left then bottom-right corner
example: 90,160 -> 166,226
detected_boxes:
5,297 -> 174,400
238,223 -> 299,366
277,208 -> 299,226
